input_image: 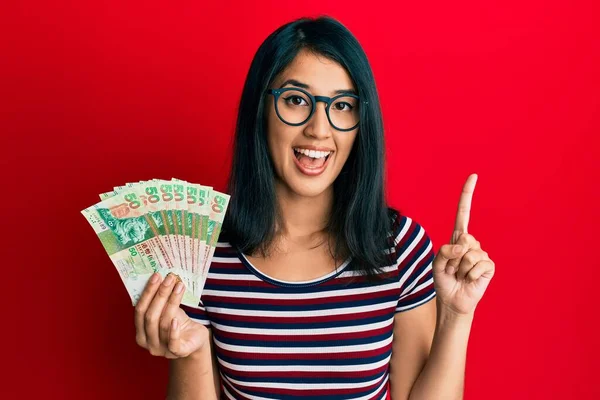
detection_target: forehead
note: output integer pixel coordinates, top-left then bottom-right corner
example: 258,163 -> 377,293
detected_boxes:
273,49 -> 355,95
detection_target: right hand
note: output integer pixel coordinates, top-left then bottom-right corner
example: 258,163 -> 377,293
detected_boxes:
134,272 -> 209,359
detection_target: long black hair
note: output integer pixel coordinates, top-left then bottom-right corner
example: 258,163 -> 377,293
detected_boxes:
223,16 -> 395,279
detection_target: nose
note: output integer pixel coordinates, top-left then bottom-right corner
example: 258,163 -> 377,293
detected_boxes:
304,102 -> 332,139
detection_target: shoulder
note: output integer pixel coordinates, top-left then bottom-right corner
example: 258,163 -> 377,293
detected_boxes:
388,208 -> 437,312
386,207 -> 432,240
386,207 -> 434,262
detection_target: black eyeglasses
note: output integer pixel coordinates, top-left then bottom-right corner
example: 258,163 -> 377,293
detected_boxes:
266,87 -> 366,132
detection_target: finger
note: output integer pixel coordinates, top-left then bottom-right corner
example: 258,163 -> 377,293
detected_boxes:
159,281 -> 186,344
452,173 -> 477,243
456,249 -> 487,280
166,318 -> 181,358
447,233 -> 480,269
466,259 -> 495,282
433,244 -> 466,273
145,272 -> 178,352
134,272 -> 162,348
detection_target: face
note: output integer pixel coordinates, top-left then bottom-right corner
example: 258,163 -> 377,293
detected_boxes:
265,49 -> 359,198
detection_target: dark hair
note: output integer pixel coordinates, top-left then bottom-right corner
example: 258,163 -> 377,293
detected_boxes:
223,16 -> 395,279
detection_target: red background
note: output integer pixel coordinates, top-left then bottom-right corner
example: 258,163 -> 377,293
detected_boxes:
2,1 -> 599,399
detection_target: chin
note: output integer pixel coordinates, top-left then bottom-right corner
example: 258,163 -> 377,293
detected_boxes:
280,175 -> 334,198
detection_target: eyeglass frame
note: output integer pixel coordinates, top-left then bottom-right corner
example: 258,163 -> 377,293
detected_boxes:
266,87 -> 367,132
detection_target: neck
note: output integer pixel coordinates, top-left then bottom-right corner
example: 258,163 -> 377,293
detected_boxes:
273,179 -> 333,249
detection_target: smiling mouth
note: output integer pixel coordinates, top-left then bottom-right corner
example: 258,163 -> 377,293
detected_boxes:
292,148 -> 332,169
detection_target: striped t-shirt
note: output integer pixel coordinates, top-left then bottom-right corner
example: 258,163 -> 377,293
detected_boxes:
181,211 -> 436,399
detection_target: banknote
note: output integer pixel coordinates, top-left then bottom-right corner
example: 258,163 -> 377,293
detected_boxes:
197,190 -> 230,291
82,178 -> 229,306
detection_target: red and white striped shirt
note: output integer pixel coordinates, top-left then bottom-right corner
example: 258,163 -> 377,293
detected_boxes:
182,211 -> 436,399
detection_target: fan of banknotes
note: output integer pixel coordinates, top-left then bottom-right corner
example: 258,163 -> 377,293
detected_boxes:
81,178 -> 230,307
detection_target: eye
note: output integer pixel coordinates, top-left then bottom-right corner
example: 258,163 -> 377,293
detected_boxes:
284,95 -> 309,106
333,102 -> 353,111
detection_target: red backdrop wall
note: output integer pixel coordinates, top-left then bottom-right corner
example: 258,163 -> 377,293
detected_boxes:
2,1 -> 598,399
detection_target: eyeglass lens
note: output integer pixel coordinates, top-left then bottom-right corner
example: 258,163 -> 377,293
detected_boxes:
276,89 -> 359,130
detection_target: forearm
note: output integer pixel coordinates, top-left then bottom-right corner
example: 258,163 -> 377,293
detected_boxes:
408,299 -> 474,400
166,342 -> 218,400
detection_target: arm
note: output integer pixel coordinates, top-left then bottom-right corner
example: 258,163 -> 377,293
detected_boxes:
167,329 -> 221,400
390,174 -> 494,399
389,298 -> 473,400
134,273 -> 221,400
408,299 -> 473,400
388,297 -> 435,399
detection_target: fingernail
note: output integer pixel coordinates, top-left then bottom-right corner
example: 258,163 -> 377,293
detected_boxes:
172,318 -> 178,330
164,274 -> 174,286
150,273 -> 159,283
174,282 -> 184,294
454,245 -> 463,254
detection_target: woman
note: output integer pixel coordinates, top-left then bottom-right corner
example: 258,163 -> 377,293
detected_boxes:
134,16 -> 495,399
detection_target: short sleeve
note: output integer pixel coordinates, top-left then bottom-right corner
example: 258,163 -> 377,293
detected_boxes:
391,213 -> 437,313
180,299 -> 211,327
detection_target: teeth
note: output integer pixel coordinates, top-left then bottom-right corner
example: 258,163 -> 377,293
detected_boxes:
293,148 -> 332,159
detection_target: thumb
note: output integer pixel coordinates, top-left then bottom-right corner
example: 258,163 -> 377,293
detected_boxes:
433,244 -> 465,273
167,318 -> 183,357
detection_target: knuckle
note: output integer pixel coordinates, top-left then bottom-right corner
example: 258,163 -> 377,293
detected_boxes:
156,285 -> 172,298
148,347 -> 161,357
464,252 -> 476,264
168,289 -> 183,303
135,334 -> 147,348
134,306 -> 145,317
458,233 -> 474,248
144,312 -> 158,325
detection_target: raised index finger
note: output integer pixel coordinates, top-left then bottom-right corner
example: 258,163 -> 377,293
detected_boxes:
452,173 -> 478,243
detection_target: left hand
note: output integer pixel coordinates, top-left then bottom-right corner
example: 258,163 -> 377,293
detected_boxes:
432,173 -> 495,315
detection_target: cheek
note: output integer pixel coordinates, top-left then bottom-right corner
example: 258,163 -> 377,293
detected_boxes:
267,134 -> 285,167
266,115 -> 294,168
266,106 -> 282,161
334,132 -> 358,163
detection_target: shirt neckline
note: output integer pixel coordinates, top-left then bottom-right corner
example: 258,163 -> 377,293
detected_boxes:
235,246 -> 352,288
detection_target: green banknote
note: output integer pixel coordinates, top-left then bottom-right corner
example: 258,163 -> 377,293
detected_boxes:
83,178 -> 229,307
197,191 -> 230,291
81,194 -> 198,307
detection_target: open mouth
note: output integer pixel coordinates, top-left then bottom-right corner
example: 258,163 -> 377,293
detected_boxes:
292,147 -> 332,169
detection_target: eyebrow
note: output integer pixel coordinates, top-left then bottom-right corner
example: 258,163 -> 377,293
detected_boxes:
279,79 -> 357,95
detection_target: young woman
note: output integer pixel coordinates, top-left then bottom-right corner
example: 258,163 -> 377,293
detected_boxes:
134,16 -> 495,400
